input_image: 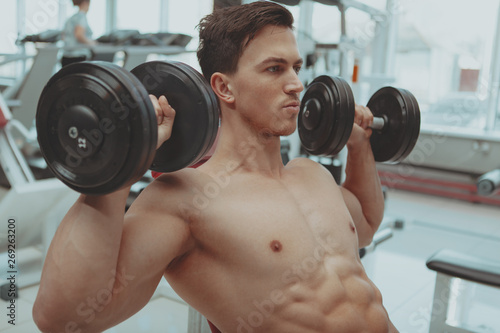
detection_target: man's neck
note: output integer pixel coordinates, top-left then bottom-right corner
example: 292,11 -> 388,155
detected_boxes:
208,118 -> 285,178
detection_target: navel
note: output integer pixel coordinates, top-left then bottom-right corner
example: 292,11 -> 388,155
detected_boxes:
270,240 -> 283,252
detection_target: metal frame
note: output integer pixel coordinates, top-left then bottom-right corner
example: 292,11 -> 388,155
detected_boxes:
428,273 -> 489,333
0,93 -> 34,186
2,45 -> 59,129
106,0 -> 118,33
160,0 -> 170,32
486,3 -> 500,132
369,0 -> 398,95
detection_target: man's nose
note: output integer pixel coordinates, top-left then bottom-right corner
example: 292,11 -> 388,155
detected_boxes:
285,70 -> 304,95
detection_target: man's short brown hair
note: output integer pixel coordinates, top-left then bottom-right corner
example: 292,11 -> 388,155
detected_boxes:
197,1 -> 294,81
72,0 -> 89,6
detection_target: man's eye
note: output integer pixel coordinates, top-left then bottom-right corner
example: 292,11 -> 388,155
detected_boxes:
294,66 -> 302,74
268,66 -> 280,73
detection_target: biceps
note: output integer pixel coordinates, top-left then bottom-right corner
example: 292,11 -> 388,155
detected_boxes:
340,187 -> 373,246
108,214 -> 191,320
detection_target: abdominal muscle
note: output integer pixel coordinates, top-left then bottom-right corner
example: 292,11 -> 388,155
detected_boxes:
230,253 -> 390,333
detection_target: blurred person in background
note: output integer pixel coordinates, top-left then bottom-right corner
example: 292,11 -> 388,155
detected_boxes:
61,0 -> 96,67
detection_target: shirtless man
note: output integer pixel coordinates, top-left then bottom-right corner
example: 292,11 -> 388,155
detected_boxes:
33,2 -> 398,332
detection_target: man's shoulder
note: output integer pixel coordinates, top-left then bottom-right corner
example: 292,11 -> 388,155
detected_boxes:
287,157 -> 339,183
287,157 -> 322,170
131,169 -> 207,220
149,168 -> 206,196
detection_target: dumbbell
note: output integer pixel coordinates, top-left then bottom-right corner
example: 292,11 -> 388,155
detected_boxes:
298,75 -> 421,163
36,60 -> 219,195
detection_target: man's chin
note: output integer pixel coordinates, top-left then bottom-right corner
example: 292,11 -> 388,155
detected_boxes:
257,122 -> 297,139
279,124 -> 297,137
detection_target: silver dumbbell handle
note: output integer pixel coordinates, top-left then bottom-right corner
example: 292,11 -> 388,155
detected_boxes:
371,116 -> 387,131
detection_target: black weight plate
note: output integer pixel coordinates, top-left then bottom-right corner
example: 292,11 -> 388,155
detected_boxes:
298,75 -> 354,156
96,61 -> 158,178
368,87 -> 408,162
131,61 -> 219,172
396,89 -> 421,162
36,61 -> 157,194
175,62 -> 219,161
329,76 -> 355,156
367,87 -> 412,163
392,90 -> 413,162
298,77 -> 336,154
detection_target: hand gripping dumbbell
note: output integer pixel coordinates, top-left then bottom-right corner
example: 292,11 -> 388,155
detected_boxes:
36,61 -> 219,195
298,75 -> 421,163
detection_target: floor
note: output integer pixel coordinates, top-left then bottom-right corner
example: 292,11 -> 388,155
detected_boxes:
1,188 -> 499,333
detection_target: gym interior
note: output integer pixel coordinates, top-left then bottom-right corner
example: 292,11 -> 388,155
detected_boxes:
0,0 -> 499,332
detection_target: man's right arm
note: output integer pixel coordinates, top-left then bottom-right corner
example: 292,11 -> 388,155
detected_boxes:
33,95 -> 179,332
33,180 -> 191,332
33,187 -> 130,332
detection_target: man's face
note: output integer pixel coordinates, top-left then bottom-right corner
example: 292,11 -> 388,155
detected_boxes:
228,25 -> 304,137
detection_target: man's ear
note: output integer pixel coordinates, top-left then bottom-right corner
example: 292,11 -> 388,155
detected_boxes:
211,72 -> 234,104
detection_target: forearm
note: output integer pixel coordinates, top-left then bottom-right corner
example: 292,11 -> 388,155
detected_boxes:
34,187 -> 130,328
342,141 -> 384,230
75,26 -> 96,46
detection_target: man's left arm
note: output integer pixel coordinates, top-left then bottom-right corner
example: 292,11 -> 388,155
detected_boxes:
341,104 -> 385,248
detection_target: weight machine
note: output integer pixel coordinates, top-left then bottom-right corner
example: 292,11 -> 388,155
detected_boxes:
2,30 -> 191,130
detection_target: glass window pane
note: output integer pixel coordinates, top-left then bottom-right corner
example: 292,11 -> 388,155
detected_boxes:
312,5 -> 341,44
394,0 -> 499,131
24,0 -> 60,35
162,0 -> 214,71
0,1 -> 18,54
87,1 -> 106,38
116,0 -> 161,33
167,0 -> 212,37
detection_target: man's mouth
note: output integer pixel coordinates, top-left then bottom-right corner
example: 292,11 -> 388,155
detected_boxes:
284,100 -> 300,111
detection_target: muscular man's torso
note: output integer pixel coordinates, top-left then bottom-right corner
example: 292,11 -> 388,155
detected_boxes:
152,158 -> 392,332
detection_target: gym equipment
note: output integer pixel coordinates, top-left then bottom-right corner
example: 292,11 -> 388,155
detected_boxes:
96,30 -> 141,45
36,61 -> 219,195
96,31 -> 192,48
19,29 -> 62,44
130,32 -> 192,48
131,61 -> 219,173
6,40 -> 188,130
477,169 -> 500,196
37,61 -> 417,195
298,75 -> 420,163
358,226 -> 393,258
426,249 -> 500,333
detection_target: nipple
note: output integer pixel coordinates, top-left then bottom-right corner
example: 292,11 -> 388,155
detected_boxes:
349,222 -> 356,233
270,240 -> 282,252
